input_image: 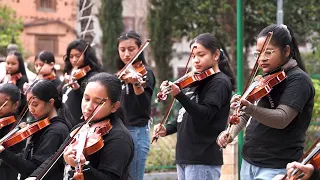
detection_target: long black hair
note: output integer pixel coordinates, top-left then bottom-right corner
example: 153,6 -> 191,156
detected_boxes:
28,80 -> 74,128
116,30 -> 147,70
257,24 -> 305,72
64,39 -> 102,74
190,33 -> 236,91
7,51 -> 28,77
87,72 -> 127,125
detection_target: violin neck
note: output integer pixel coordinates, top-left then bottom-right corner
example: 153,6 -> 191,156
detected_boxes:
301,143 -> 320,165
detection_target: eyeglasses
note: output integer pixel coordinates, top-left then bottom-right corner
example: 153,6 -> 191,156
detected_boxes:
252,48 -> 279,60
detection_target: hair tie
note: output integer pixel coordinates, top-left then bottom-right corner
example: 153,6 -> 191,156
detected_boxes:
219,49 -> 224,59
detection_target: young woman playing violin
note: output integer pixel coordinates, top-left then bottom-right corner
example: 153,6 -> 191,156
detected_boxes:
1,51 -> 29,115
62,39 -> 102,126
116,30 -> 155,180
0,80 -> 72,180
27,51 -> 61,88
26,72 -> 134,180
1,51 -> 29,88
153,33 -> 235,180
217,24 -> 315,180
0,84 -> 25,180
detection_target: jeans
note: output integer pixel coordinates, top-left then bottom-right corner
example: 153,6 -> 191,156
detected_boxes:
127,125 -> 150,180
240,159 -> 287,180
177,164 -> 221,180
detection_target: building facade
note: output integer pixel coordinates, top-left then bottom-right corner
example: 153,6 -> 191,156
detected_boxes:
1,0 -> 78,71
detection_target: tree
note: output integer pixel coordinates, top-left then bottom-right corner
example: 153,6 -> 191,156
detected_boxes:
169,0 -> 320,86
99,0 -> 123,73
148,0 -> 177,116
148,0 -> 176,81
0,5 -> 23,55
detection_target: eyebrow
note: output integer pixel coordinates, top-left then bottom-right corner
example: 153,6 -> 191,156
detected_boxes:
119,46 -> 136,49
84,94 -> 107,102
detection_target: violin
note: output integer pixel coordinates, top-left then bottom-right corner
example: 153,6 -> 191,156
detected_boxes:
71,65 -> 91,81
1,117 -> 50,148
1,73 -> 22,85
34,99 -> 107,180
229,70 -> 287,124
70,120 -> 112,156
282,139 -> 320,180
156,68 -> 216,102
116,40 -> 151,81
0,115 -> 16,129
66,65 -> 91,84
42,73 -> 56,81
70,120 -> 112,180
221,32 -> 274,144
117,60 -> 148,86
0,100 -> 16,129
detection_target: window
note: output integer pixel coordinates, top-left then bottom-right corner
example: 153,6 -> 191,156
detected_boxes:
35,35 -> 58,54
36,0 -> 56,11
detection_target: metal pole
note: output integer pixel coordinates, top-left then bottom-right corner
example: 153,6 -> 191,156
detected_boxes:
277,0 -> 283,24
237,0 -> 244,179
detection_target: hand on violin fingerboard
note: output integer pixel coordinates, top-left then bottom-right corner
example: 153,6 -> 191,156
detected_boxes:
126,72 -> 145,86
64,74 -> 80,90
286,162 -> 314,180
63,146 -> 86,167
160,81 -> 181,96
230,94 -> 252,112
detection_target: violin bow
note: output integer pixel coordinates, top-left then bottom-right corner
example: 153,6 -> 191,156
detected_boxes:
117,39 -> 151,79
151,46 -> 197,144
223,32 -> 274,146
35,98 -> 107,180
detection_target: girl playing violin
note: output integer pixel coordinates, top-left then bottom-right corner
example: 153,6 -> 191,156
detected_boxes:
26,51 -> 61,89
1,51 -> 29,115
1,51 -> 29,89
27,72 -> 134,180
62,39 -> 102,126
0,80 -> 72,180
217,24 -> 315,180
0,84 -> 25,180
35,51 -> 62,87
116,30 -> 155,180
153,33 -> 235,180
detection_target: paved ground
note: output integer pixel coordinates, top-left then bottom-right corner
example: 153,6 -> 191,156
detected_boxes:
144,172 -> 177,180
